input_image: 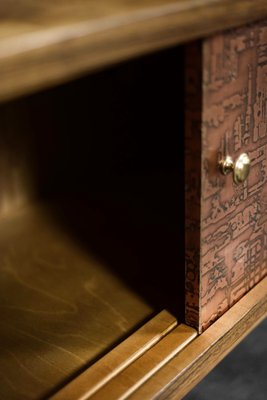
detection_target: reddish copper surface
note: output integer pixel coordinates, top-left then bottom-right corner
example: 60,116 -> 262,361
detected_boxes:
185,20 -> 267,332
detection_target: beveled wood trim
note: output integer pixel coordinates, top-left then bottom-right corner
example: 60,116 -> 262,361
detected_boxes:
51,310 -> 177,400
129,276 -> 267,399
1,1 -> 267,102
89,324 -> 197,400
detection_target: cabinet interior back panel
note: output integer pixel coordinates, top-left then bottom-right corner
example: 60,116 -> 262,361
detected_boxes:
185,19 -> 267,332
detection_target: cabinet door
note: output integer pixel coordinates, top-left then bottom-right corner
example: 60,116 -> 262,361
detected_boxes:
185,20 -> 267,332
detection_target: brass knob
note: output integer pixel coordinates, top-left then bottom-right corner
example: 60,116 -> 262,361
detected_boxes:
219,153 -> 250,184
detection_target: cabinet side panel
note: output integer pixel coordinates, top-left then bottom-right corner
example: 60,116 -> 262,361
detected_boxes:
185,42 -> 203,330
201,20 -> 267,330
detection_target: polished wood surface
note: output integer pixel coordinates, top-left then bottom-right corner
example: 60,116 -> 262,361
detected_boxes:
89,324 -> 197,400
0,203 -> 155,400
51,310 -> 177,400
1,1 -> 267,102
130,276 -> 267,399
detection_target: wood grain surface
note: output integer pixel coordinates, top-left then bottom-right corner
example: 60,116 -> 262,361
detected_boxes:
51,310 -> 177,400
185,19 -> 267,332
130,276 -> 267,400
89,324 -> 196,400
0,204 -> 155,400
1,1 -> 267,102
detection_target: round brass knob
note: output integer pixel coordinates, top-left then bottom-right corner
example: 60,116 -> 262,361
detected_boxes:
219,153 -> 251,184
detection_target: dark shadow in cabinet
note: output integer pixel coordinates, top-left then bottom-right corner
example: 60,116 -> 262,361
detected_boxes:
1,46 -> 185,321
0,45 -> 186,399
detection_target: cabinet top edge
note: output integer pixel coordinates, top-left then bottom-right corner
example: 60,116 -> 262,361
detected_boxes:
1,0 -> 267,102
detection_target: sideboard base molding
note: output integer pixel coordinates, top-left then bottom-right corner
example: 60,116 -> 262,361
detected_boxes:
131,276 -> 267,399
52,277 -> 267,399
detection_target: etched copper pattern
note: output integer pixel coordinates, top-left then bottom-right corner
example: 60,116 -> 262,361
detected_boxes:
185,20 -> 267,332
185,42 -> 202,328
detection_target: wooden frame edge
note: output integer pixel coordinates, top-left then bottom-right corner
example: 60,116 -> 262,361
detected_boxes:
130,276 -> 267,399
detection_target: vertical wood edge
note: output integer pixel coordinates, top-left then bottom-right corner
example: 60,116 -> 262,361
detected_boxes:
184,40 -> 203,332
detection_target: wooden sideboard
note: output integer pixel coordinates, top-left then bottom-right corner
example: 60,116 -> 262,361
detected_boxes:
1,1 -> 267,399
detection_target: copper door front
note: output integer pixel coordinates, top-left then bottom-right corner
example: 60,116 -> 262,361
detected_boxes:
185,20 -> 267,332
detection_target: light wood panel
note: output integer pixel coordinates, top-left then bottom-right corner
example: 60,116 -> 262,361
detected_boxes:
129,276 -> 267,399
1,1 -> 267,102
0,203 -> 155,400
51,310 -> 177,400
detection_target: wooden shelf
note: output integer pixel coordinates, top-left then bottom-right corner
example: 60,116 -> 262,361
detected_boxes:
0,49 -> 186,398
131,277 -> 267,399
53,322 -> 197,400
1,0 -> 267,102
52,276 -> 267,400
0,203 -> 156,400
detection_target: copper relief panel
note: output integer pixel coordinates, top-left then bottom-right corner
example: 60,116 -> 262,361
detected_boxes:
185,20 -> 267,332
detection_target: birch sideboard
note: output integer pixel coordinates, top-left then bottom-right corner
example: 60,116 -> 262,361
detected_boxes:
1,1 -> 267,399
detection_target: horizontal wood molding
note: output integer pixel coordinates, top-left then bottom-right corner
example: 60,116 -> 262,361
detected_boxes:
51,310 -> 177,400
129,276 -> 267,399
89,324 -> 197,400
1,1 -> 267,102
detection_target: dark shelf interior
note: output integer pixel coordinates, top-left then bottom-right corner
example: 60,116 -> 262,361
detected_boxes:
0,44 -> 185,399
